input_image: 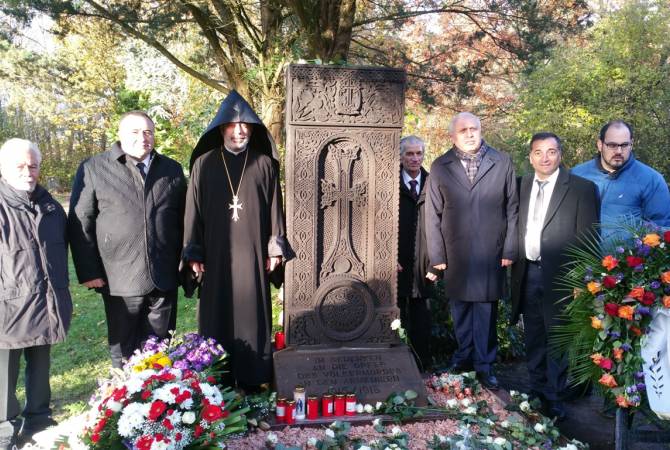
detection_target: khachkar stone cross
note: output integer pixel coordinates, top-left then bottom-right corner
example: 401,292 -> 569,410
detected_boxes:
274,64 -> 426,405
319,141 -> 367,279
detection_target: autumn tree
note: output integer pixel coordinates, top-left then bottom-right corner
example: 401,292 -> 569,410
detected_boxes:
509,0 -> 670,179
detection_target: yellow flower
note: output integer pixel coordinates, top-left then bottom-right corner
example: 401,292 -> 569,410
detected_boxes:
590,353 -> 604,365
643,233 -> 661,247
602,255 -> 618,271
587,281 -> 601,295
590,316 -> 603,329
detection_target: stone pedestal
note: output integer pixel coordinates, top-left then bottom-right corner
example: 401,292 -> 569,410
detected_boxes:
275,64 -> 426,404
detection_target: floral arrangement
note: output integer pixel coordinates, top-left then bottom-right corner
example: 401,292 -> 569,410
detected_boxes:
74,333 -> 249,450
555,227 -> 670,409
429,372 -> 480,398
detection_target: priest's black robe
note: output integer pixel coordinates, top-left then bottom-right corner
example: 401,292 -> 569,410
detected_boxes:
183,145 -> 288,385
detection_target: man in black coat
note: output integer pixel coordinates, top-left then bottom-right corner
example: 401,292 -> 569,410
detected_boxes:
511,132 -> 599,420
0,139 -> 72,447
397,135 -> 434,371
425,112 -> 518,389
68,111 -> 186,369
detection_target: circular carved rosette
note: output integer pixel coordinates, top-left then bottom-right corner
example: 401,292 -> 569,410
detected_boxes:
313,276 -> 375,342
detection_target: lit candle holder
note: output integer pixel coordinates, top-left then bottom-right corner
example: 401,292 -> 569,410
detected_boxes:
307,396 -> 319,419
345,393 -> 357,416
275,397 -> 287,423
322,394 -> 334,417
274,331 -> 286,350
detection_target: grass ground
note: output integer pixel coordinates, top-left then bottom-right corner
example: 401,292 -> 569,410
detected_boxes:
16,255 -> 283,421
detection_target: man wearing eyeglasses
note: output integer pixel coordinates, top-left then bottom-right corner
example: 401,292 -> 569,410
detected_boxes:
572,120 -> 670,241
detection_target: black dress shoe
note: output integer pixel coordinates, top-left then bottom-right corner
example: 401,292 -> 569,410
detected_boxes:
548,400 -> 567,422
477,371 -> 499,390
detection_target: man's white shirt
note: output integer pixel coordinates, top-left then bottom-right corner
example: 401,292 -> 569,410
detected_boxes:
525,169 -> 560,261
402,169 -> 422,197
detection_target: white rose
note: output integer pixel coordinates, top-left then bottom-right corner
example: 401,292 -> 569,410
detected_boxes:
484,436 -> 493,443
534,423 -> 546,433
519,401 -> 531,412
372,418 -> 381,427
460,398 -> 472,407
330,421 -> 338,429
500,420 -> 510,428
437,435 -> 447,443
446,399 -> 458,408
182,411 -> 196,424
390,319 -> 401,330
391,426 -> 402,436
463,406 -> 477,415
356,403 -> 364,413
307,437 -> 318,447
494,437 -> 507,446
375,401 -> 383,410
358,446 -> 372,450
562,445 -> 578,450
325,429 -> 335,438
485,419 -> 494,426
266,432 -> 279,445
510,390 -> 518,397
364,404 -> 374,414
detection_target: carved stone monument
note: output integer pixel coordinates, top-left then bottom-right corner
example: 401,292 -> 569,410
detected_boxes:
273,65 -> 426,404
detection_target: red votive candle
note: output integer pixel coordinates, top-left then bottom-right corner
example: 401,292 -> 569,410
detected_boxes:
307,396 -> 319,419
275,331 -> 286,350
334,394 -> 346,416
322,394 -> 334,417
345,393 -> 357,416
275,397 -> 286,423
285,400 -> 296,424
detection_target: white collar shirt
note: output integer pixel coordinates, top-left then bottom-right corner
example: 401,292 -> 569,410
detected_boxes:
525,168 -> 560,261
401,169 -> 422,196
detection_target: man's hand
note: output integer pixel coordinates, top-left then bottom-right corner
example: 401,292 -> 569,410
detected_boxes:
190,261 -> 205,275
501,259 -> 513,267
266,256 -> 282,273
397,263 -> 403,272
425,272 -> 438,282
82,278 -> 106,288
426,263 -> 446,282
433,263 -> 447,270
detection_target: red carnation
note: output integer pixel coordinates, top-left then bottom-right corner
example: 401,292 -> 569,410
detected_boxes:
604,303 -> 620,316
176,390 -> 192,404
664,230 -> 670,243
93,418 -> 107,433
202,404 -> 224,422
111,386 -> 127,401
194,424 -> 204,438
141,390 -> 151,400
162,418 -> 174,430
91,433 -> 101,443
602,276 -> 618,289
170,387 -> 180,395
207,376 -> 216,383
136,436 -> 153,450
626,256 -> 645,267
598,358 -> 614,370
175,432 -> 183,442
641,291 -> 656,305
148,400 -> 167,421
104,409 -> 113,418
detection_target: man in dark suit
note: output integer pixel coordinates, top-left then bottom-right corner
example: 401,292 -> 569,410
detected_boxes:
69,111 -> 187,368
511,132 -> 599,420
397,135 -> 434,371
426,112 -> 518,389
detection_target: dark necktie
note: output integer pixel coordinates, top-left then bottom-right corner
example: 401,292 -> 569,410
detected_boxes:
136,162 -> 147,180
409,180 -> 419,201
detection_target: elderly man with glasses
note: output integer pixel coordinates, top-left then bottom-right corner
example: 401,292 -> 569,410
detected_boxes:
572,119 -> 670,241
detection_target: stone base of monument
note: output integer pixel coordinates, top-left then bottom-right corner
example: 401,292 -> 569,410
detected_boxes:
265,410 -> 450,430
273,344 -> 427,406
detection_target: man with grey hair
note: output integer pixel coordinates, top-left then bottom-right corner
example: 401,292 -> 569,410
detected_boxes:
0,139 -> 72,448
426,112 -> 518,389
397,135 -> 434,370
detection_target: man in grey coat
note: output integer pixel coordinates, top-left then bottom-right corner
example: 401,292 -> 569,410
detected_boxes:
68,111 -> 186,369
0,139 -> 72,448
426,112 -> 518,389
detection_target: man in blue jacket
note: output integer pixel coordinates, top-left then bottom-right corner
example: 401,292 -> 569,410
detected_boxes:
572,120 -> 670,241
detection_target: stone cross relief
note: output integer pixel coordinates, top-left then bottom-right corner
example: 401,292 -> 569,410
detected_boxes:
319,140 -> 368,280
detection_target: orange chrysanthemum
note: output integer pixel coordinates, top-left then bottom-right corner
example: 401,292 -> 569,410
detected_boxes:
616,395 -> 630,408
661,271 -> 670,284
630,326 -> 642,336
602,255 -> 619,271
643,233 -> 661,247
629,286 -> 645,300
617,305 -> 635,321
664,296 -> 670,308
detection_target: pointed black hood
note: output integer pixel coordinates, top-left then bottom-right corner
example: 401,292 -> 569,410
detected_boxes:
189,90 -> 279,170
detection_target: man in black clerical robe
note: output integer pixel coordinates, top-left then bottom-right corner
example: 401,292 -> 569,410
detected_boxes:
183,91 -> 292,389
